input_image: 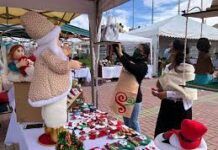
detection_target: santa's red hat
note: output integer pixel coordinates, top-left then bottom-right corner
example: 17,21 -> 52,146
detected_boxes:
175,119 -> 207,149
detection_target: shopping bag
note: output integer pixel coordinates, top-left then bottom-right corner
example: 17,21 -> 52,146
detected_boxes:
101,16 -> 119,42
111,68 -> 139,118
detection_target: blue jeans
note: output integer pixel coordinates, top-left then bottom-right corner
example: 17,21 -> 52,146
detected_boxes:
123,102 -> 141,133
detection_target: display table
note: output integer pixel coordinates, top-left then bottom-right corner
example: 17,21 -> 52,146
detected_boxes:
9,125 -> 157,150
5,87 -> 158,150
101,65 -> 122,79
73,67 -> 91,82
5,108 -> 158,150
101,65 -> 153,79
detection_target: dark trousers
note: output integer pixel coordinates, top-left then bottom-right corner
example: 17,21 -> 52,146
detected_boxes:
154,99 -> 192,138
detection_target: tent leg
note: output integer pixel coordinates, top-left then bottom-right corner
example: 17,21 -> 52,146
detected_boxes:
89,31 -> 95,106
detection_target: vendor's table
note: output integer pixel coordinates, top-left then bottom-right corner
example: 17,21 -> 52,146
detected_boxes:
73,67 -> 91,82
5,86 -> 158,150
8,125 -> 157,150
101,65 -> 153,79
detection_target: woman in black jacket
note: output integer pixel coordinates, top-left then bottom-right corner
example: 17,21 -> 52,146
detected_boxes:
114,43 -> 150,132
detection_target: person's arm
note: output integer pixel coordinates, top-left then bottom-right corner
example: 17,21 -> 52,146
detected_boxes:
120,55 -> 147,76
115,44 -> 147,76
8,62 -> 19,72
208,57 -> 215,74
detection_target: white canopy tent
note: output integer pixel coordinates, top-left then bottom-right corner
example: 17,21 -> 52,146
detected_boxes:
129,15 -> 218,75
118,33 -> 152,43
0,0 -> 129,107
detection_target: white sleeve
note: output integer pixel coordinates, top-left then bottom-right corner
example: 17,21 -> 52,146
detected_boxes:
154,133 -> 177,150
166,91 -> 184,101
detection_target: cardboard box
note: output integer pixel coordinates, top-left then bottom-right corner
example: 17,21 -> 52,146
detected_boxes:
14,82 -> 43,123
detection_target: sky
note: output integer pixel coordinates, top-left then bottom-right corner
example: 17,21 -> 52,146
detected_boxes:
71,0 -> 218,31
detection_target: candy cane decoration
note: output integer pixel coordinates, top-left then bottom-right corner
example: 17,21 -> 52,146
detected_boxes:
115,92 -> 127,113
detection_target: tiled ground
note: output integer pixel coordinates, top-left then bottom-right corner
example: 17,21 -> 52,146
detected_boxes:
0,78 -> 218,149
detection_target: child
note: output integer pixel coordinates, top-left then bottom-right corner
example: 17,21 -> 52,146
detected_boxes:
194,38 -> 214,85
154,119 -> 207,150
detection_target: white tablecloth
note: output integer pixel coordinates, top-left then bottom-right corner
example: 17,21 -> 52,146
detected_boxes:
5,124 -> 157,150
102,65 -> 123,79
145,65 -> 153,79
73,67 -> 91,82
102,65 -> 153,79
4,85 -> 158,150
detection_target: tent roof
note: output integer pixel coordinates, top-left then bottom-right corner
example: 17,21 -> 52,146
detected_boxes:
0,6 -> 79,25
129,15 -> 218,40
0,0 -> 129,14
61,24 -> 90,37
118,33 -> 152,44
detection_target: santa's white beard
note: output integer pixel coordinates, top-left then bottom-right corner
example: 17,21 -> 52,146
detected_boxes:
35,26 -> 67,61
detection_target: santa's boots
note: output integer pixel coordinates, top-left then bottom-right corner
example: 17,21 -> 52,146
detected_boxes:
38,126 -> 65,146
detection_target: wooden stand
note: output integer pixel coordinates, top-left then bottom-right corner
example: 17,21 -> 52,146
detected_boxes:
14,82 -> 43,123
67,91 -> 82,109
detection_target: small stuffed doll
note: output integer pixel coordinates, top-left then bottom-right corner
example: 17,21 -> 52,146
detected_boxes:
154,119 -> 208,150
8,44 -> 36,77
21,11 -> 81,145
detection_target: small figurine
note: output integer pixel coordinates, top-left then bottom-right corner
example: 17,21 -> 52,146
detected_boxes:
8,44 -> 36,77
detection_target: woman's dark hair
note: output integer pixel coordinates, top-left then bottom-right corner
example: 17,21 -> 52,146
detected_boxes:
197,38 -> 210,53
172,39 -> 185,67
140,43 -> 150,61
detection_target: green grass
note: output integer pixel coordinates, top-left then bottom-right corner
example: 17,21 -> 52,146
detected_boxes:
79,56 -> 92,68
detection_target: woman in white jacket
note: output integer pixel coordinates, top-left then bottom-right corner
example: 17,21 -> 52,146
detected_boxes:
152,39 -> 197,137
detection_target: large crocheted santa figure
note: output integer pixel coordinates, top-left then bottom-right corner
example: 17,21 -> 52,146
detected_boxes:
21,11 -> 81,145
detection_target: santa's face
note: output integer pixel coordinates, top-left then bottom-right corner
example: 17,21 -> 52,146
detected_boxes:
13,47 -> 25,60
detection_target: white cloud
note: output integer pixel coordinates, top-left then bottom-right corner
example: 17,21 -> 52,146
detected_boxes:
143,0 -> 185,8
70,14 -> 89,30
141,0 -> 216,26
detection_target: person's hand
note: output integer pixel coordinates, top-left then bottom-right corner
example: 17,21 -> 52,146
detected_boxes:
18,59 -> 28,67
69,60 -> 82,69
151,88 -> 167,100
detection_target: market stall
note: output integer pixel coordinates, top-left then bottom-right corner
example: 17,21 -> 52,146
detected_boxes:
5,86 -> 158,150
1,0 -> 159,149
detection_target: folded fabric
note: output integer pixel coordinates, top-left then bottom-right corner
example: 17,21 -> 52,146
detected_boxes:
194,74 -> 213,85
159,63 -> 197,101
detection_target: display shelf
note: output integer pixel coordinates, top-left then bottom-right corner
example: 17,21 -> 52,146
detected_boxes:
183,80 -> 218,92
67,88 -> 82,109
